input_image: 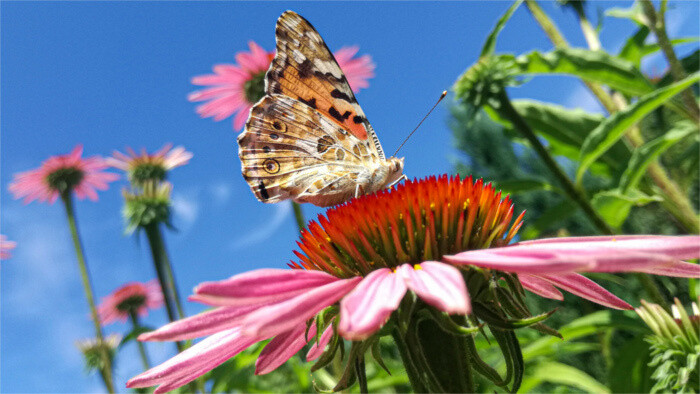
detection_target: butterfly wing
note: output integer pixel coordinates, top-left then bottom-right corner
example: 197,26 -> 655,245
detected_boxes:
267,10 -> 386,160
238,95 -> 381,207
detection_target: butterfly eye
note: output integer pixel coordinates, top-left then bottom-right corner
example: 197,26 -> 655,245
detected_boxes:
263,159 -> 281,174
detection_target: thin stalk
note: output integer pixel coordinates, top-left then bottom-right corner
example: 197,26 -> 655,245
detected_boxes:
128,310 -> 151,370
291,201 -> 306,232
640,0 -> 700,121
527,0 -> 699,234
355,355 -> 368,394
495,91 -> 616,235
143,222 -> 185,352
61,193 -> 115,394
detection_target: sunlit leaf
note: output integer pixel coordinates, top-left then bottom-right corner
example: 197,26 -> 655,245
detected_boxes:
576,72 -> 700,184
619,120 -> 698,193
520,361 -> 611,393
481,0 -> 523,57
591,188 -> 662,229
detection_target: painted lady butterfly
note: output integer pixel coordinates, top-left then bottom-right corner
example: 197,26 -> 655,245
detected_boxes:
237,11 -> 405,207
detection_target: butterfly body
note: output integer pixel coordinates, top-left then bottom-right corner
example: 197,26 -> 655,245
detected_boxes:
238,11 -> 404,207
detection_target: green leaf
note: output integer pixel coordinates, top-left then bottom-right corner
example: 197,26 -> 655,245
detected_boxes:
520,361 -> 611,393
592,188 -> 662,229
481,0 -> 523,57
520,200 -> 577,240
609,335 -> 654,393
118,326 -> 155,349
512,48 -> 654,96
620,121 -> 698,192
656,49 -> 700,87
577,72 -> 700,184
511,100 -> 631,171
606,2 -> 649,26
641,37 -> 699,59
619,26 -> 650,67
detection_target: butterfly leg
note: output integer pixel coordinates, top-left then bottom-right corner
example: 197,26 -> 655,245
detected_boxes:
388,174 -> 408,189
355,183 -> 366,198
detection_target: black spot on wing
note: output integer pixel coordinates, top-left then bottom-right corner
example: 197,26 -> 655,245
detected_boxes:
353,115 -> 365,124
298,97 -> 317,109
328,106 -> 351,122
330,89 -> 355,103
259,181 -> 269,200
298,59 -> 314,79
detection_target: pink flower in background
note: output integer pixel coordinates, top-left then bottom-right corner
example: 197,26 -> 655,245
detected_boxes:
98,280 -> 164,325
108,144 -> 192,173
9,145 -> 118,204
188,41 -> 375,131
0,235 -> 16,260
127,176 -> 700,393
107,144 -> 192,185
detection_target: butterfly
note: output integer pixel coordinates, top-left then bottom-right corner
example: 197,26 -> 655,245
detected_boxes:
237,10 -> 405,207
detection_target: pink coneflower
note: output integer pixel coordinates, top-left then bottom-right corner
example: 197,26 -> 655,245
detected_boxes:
107,144 -> 192,185
128,175 -> 699,393
8,145 -> 118,204
0,235 -> 16,260
98,280 -> 164,325
189,41 -> 375,131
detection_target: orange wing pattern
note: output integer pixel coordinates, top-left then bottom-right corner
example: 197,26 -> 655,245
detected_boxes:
266,11 -> 385,160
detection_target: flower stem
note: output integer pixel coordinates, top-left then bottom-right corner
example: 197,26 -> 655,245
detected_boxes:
143,222 -> 185,351
60,193 -> 115,394
391,328 -> 428,393
354,355 -> 368,394
640,0 -> 700,121
291,201 -> 306,232
495,90 -> 616,235
128,310 -> 151,370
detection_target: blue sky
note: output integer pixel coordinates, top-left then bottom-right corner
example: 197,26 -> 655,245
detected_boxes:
2,2 -> 698,392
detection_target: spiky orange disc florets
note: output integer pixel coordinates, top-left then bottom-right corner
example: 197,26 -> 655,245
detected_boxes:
291,175 -> 525,278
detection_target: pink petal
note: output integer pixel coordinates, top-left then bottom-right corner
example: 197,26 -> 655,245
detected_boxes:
138,303 -> 270,342
444,249 -> 594,274
536,273 -> 632,310
307,323 -> 335,361
127,328 -> 259,392
517,274 -> 564,300
233,104 -> 252,130
518,235 -> 700,260
399,262 -> 470,314
636,260 -> 700,277
195,269 -> 340,306
242,277 -> 362,338
338,268 -> 407,341
255,322 -> 318,375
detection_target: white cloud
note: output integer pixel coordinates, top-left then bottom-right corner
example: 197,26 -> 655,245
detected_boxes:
171,192 -> 200,231
208,181 -> 232,207
229,202 -> 292,249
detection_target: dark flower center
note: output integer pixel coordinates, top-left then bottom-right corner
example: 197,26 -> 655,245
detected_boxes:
46,167 -> 84,194
131,163 -> 167,184
116,295 -> 147,313
244,71 -> 267,104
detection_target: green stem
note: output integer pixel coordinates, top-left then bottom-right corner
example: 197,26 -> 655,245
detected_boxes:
61,193 -> 115,394
392,328 -> 429,393
495,91 -> 615,235
128,310 -> 151,370
143,222 -> 185,352
640,0 -> 700,121
291,201 -> 306,232
355,355 -> 368,394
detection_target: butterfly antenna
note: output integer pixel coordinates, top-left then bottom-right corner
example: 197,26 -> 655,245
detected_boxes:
392,90 -> 447,157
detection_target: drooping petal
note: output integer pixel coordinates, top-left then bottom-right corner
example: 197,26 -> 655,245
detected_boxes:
127,328 -> 260,393
307,323 -> 335,361
195,269 -> 340,306
517,274 -> 564,300
399,262 -> 470,314
138,303 -> 269,342
536,273 -> 632,310
255,322 -> 318,375
338,268 -> 407,341
444,249 -> 594,274
243,277 -> 362,338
